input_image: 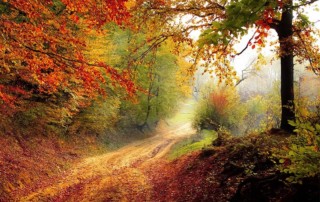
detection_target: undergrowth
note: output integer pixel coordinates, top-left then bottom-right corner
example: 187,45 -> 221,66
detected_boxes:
168,129 -> 217,160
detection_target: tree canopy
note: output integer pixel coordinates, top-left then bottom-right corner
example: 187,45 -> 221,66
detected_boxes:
0,0 -> 319,133
0,0 -> 135,115
132,0 -> 320,132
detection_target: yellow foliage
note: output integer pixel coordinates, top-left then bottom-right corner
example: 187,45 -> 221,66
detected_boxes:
176,57 -> 193,96
125,0 -> 136,10
85,33 -> 120,65
254,53 -> 267,71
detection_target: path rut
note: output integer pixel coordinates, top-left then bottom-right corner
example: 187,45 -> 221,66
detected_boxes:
21,121 -> 196,201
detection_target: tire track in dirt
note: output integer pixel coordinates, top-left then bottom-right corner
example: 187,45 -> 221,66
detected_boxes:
21,122 -> 196,201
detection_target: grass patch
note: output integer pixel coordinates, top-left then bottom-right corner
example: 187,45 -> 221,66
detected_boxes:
168,129 -> 217,160
167,99 -> 197,125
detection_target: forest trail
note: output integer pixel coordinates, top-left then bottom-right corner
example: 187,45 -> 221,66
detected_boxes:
21,101 -> 196,201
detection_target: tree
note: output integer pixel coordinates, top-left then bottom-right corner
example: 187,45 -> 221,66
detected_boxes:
133,0 -> 320,132
85,22 -> 191,130
200,0 -> 320,132
0,0 -> 135,116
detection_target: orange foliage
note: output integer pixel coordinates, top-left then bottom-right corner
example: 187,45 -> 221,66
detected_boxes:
210,91 -> 228,115
0,0 -> 134,114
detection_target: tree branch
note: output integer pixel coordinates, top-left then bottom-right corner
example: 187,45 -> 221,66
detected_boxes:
269,19 -> 280,32
131,22 -> 214,63
235,58 -> 257,86
294,29 -> 319,75
15,39 -> 134,86
234,28 -> 259,56
292,0 -> 319,9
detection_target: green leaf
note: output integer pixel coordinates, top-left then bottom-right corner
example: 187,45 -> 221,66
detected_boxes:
288,120 -> 296,127
288,151 -> 295,156
315,124 -> 320,133
211,22 -> 221,29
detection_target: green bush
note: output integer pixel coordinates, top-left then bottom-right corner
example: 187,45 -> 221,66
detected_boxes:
193,85 -> 246,134
68,96 -> 121,136
275,97 -> 320,183
169,129 -> 217,160
12,100 -> 77,136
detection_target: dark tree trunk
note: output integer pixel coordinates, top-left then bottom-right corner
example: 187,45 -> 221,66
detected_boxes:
276,1 -> 295,132
155,76 -> 160,118
141,78 -> 154,128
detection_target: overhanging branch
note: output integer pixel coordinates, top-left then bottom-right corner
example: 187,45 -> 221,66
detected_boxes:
234,28 -> 259,56
292,0 -> 319,9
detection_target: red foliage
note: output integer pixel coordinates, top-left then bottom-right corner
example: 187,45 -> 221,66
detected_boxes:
277,0 -> 284,8
210,91 -> 229,115
0,0 -> 134,113
252,8 -> 274,49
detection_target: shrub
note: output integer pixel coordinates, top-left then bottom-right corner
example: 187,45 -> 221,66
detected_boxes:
193,85 -> 247,134
243,95 -> 267,133
275,96 -> 320,183
168,129 -> 217,160
68,96 -> 121,136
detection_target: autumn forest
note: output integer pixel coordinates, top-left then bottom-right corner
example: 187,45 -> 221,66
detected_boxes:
0,0 -> 319,201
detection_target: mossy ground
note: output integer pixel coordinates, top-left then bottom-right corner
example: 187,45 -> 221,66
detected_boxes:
168,129 -> 217,160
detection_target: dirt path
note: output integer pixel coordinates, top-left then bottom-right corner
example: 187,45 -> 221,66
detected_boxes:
21,104 -> 196,201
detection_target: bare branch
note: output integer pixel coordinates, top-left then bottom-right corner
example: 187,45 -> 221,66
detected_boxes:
292,0 -> 319,9
235,58 -> 257,86
131,22 -> 214,63
234,28 -> 259,56
134,35 -> 168,62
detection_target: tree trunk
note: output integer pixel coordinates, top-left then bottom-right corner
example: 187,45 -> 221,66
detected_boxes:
277,1 -> 295,132
155,76 -> 160,118
141,79 -> 154,128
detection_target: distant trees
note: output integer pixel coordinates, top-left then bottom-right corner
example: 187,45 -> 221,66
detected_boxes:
134,0 -> 320,132
2,0 -> 319,136
193,85 -> 246,133
193,82 -> 282,135
0,1 -> 191,136
99,25 -> 191,130
199,0 -> 319,132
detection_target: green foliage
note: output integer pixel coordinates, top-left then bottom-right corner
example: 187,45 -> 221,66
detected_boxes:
275,97 -> 320,183
296,13 -> 311,28
193,80 -> 283,135
9,88 -> 90,136
68,97 -> 121,136
199,0 -> 275,47
169,129 -> 217,160
0,2 -> 10,16
167,99 -> 196,125
243,81 -> 281,133
279,142 -> 320,183
262,81 -> 281,129
242,95 -> 267,133
12,101 -> 75,136
49,0 -> 66,15
103,25 -> 187,128
193,84 -> 247,134
246,82 -> 281,132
